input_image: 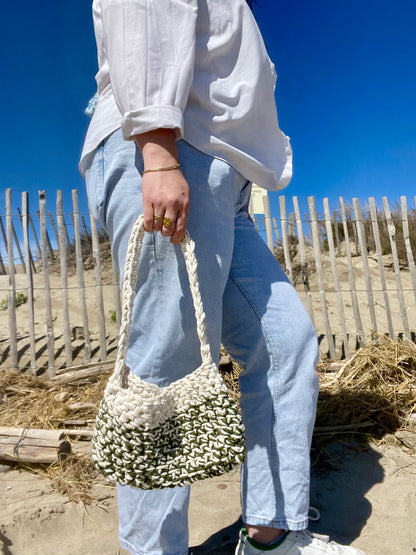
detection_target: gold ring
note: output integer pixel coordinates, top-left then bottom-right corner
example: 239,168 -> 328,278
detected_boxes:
163,217 -> 173,228
154,215 -> 163,221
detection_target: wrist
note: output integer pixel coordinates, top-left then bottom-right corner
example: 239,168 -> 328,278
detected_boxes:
134,129 -> 179,169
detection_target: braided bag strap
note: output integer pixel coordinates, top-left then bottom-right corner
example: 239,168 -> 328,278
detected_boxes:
112,215 -> 214,385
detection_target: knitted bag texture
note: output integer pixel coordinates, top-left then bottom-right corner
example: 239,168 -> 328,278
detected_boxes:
92,215 -> 246,489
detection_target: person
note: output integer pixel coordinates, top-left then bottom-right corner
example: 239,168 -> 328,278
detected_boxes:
80,1 -> 366,554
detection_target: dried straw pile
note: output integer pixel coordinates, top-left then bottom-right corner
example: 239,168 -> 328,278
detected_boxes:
315,333 -> 416,449
0,368 -> 110,503
1,334 -> 415,502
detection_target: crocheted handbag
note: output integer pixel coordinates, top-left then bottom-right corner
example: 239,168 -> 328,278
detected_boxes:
92,215 -> 246,489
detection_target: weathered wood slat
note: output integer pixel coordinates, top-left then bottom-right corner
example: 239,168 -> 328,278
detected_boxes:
353,198 -> 377,333
383,196 -> 411,339
332,209 -> 341,255
279,195 -> 293,283
37,209 -> 55,260
323,198 -> 349,357
6,189 -> 18,368
308,196 -> 336,358
293,196 -> 315,325
72,189 -> 91,364
57,191 -> 72,368
339,197 -> 365,346
89,208 -> 107,361
272,217 -> 281,246
39,190 -> 56,378
50,366 -> 110,386
401,196 -> 416,307
22,192 -> 37,373
368,197 -> 394,338
11,216 -> 26,273
17,207 -> 36,274
262,195 -> 274,253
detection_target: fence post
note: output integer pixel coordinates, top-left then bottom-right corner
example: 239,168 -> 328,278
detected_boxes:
272,217 -> 281,246
308,196 -> 336,358
17,207 -> 36,274
72,189 -> 91,364
304,213 -> 312,240
22,193 -> 37,374
89,206 -> 107,361
339,197 -> 365,347
400,196 -> 416,308
6,189 -> 18,369
293,196 -> 315,326
57,190 -> 72,368
353,198 -> 377,334
279,196 -> 293,283
262,195 -> 275,253
323,198 -> 349,357
368,197 -> 394,338
332,209 -> 341,255
383,196 -> 411,340
39,191 -> 56,377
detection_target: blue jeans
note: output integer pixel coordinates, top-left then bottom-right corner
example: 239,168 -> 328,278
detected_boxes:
85,129 -> 319,555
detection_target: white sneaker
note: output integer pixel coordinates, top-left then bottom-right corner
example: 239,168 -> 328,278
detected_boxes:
235,529 -> 366,554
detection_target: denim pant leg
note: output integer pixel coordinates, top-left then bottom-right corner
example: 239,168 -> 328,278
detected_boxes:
85,129 -> 247,555
221,194 -> 319,531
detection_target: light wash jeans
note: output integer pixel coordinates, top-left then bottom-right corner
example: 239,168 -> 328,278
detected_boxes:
85,129 -> 319,555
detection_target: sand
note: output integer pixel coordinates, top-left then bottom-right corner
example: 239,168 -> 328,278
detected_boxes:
0,440 -> 415,554
1,248 -> 416,553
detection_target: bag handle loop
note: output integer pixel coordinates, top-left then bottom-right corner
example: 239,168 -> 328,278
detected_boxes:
112,215 -> 213,385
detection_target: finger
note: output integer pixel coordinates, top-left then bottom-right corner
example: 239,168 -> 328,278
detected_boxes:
153,213 -> 164,232
142,188 -> 154,233
142,197 -> 155,232
160,212 -> 178,237
170,211 -> 188,244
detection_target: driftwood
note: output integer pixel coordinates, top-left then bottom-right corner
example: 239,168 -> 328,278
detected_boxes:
62,420 -> 95,427
55,359 -> 115,376
61,429 -> 94,439
49,367 -> 109,387
0,427 -> 71,463
68,402 -> 96,412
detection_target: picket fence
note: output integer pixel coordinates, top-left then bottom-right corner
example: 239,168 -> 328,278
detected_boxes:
1,188 -> 416,374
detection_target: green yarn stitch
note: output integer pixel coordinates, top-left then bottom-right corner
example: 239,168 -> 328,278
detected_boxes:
92,390 -> 246,489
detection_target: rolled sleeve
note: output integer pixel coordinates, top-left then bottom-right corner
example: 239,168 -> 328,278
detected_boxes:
100,0 -> 198,139
121,105 -> 184,140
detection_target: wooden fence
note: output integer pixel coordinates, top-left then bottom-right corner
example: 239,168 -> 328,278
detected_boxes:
1,188 -> 416,374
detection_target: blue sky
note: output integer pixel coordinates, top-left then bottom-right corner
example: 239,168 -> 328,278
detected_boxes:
1,0 -> 415,224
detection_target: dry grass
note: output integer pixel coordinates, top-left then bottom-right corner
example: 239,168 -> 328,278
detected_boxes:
315,333 -> 416,448
1,334 -> 415,503
0,369 -> 111,504
0,370 -> 109,429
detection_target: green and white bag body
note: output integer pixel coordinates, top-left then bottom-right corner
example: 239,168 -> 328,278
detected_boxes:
92,215 -> 246,489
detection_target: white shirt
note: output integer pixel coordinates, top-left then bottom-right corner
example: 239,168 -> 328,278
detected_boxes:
79,0 -> 293,191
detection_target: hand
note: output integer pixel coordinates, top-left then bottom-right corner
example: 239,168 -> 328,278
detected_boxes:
141,169 -> 190,244
134,129 -> 190,244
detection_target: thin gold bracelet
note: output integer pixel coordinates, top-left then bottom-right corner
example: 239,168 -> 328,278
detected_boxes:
143,163 -> 181,174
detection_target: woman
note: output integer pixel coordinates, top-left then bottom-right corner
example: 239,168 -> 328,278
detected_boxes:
80,1 -> 365,554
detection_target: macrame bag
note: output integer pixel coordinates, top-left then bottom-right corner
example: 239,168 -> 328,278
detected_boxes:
92,215 -> 246,489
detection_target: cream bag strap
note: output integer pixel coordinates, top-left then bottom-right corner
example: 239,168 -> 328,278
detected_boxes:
112,215 -> 214,386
